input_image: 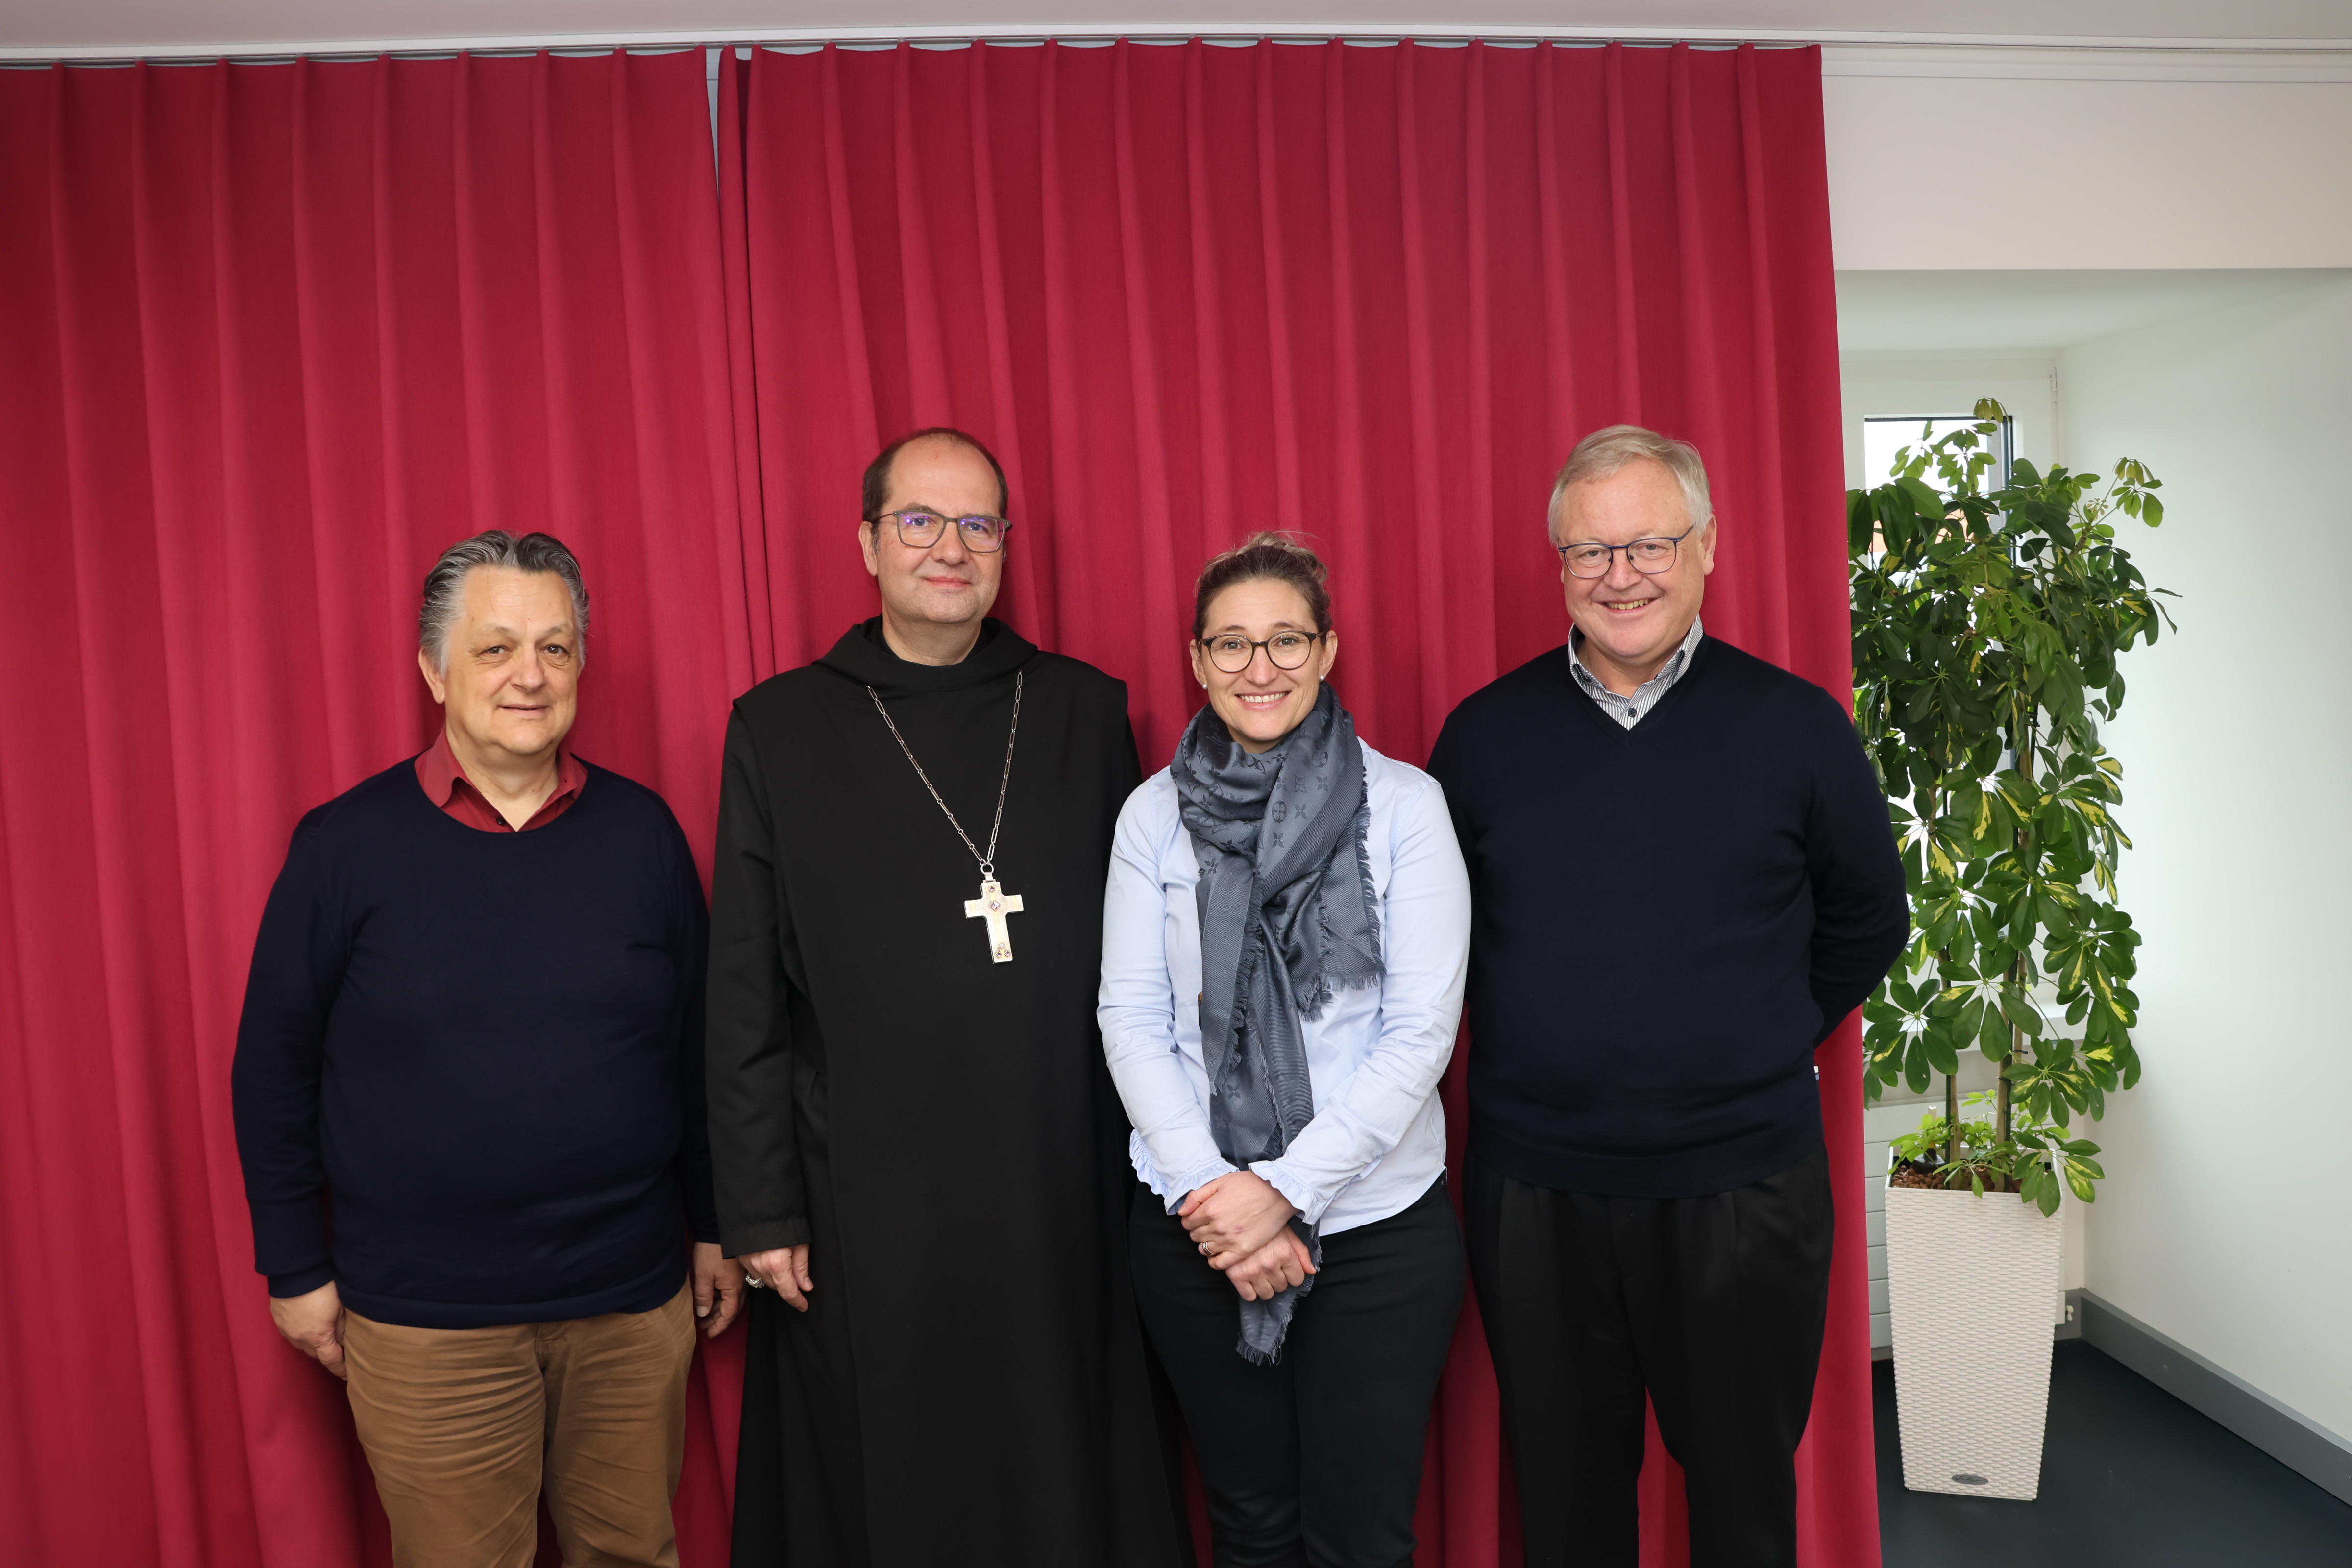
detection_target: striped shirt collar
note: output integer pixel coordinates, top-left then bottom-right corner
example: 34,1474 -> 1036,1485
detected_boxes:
1568,615 -> 1705,730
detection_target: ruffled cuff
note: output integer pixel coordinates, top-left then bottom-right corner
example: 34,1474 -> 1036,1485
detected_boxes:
1250,1159 -> 1335,1227
1131,1133 -> 1239,1215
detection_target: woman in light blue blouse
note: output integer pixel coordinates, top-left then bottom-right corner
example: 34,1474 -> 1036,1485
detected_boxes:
1100,533 -> 1471,1568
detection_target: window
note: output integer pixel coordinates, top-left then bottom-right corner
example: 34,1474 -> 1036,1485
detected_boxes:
1862,413 -> 2015,494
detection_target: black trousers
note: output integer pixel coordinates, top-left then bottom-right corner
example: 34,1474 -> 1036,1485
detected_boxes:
1128,1177 -> 1465,1568
1466,1141 -> 1834,1568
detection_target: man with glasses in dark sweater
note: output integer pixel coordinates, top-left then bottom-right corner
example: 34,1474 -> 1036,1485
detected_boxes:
232,531 -> 739,1568
1428,426 -> 1908,1568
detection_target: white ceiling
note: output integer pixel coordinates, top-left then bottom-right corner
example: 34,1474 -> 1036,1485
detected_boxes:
1835,269 -> 2352,352
6,0 -> 2351,54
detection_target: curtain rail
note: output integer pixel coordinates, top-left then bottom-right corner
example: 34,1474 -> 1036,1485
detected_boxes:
6,25 -> 2351,67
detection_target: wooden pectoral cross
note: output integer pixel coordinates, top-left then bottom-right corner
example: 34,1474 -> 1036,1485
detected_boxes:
964,878 -> 1025,963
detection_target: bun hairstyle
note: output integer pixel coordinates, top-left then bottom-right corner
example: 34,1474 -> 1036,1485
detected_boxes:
1191,532 -> 1334,641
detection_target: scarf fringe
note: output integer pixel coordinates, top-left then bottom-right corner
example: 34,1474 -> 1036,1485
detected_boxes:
1218,893 -> 1292,1150
1354,794 -> 1383,968
1236,1269 -> 1313,1366
1299,799 -> 1384,1022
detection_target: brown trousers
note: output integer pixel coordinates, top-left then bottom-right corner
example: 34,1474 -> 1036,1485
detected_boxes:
343,1284 -> 697,1568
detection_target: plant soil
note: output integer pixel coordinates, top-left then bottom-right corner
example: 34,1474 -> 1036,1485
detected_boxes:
1889,1159 -> 2018,1194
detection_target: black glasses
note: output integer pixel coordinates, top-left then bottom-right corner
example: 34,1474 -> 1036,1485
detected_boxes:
871,509 -> 1013,553
1198,631 -> 1323,674
1556,527 -> 1694,578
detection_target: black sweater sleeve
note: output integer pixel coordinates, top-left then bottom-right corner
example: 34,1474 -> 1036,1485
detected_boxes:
1801,690 -> 1911,1043
229,815 -> 348,1298
667,817 -> 721,1243
704,710 -> 809,1255
1425,711 -> 1469,834
1117,714 -> 1145,801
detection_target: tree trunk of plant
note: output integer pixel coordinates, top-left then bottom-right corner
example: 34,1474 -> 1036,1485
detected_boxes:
1946,1071 -> 1961,1169
1924,777 -> 1962,1173
1994,1068 -> 2015,1193
1997,709 -> 2036,1191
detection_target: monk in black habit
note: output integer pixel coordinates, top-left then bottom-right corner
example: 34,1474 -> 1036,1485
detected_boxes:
707,428 -> 1183,1568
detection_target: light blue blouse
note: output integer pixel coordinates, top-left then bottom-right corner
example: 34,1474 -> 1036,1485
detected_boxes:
1098,743 -> 1471,1236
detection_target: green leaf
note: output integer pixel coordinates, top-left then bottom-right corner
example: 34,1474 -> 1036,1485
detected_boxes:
1923,1031 -> 1960,1078
1903,1048 -> 1934,1095
1848,490 -> 1878,556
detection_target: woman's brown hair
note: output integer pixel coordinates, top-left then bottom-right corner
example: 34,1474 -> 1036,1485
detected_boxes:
1191,532 -> 1333,640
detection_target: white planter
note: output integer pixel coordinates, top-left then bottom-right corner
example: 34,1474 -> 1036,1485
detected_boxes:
1882,1175 -> 2065,1501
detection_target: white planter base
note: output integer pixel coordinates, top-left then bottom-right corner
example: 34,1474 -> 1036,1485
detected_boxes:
1883,1176 -> 2064,1501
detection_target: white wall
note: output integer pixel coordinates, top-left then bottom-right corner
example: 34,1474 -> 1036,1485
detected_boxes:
2060,275 -> 2352,1438
1825,73 -> 2352,270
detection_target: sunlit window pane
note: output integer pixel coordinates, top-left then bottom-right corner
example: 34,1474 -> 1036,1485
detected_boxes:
1863,415 -> 2015,493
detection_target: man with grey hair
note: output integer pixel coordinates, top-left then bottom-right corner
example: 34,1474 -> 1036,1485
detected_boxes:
232,529 -> 741,1568
1429,427 -> 1907,1566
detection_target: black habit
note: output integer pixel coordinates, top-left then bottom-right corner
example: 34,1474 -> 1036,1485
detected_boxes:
707,619 -> 1181,1568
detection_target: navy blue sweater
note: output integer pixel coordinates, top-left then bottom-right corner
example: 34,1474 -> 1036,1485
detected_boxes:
1428,636 -> 1908,1198
231,758 -> 719,1329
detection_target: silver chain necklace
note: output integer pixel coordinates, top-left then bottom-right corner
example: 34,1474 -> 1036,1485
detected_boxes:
866,671 -> 1027,963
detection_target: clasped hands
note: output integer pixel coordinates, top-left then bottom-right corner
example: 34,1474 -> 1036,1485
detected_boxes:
1181,1171 -> 1317,1302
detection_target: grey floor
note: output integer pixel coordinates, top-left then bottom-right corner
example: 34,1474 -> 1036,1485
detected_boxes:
1875,1341 -> 2352,1567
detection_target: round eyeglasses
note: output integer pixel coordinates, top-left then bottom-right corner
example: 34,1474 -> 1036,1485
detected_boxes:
871,509 -> 1013,553
1556,527 -> 1694,578
1199,631 -> 1323,674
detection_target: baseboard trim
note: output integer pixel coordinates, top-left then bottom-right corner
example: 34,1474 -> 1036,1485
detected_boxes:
2078,1290 -> 2352,1506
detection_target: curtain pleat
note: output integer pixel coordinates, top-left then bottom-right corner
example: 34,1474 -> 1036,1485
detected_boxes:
1,35 -> 1869,1568
0,53 -> 748,1568
720,39 -> 1870,1568
722,37 -> 1851,800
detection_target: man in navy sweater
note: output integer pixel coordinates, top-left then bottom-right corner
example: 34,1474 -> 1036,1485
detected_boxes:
232,531 -> 740,1568
1428,427 -> 1908,1568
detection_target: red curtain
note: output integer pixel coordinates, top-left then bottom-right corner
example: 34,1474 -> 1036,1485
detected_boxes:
0,52 -> 748,1568
0,36 -> 1873,1568
718,39 -> 1874,1568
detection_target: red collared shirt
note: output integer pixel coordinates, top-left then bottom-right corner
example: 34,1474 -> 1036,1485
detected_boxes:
414,729 -> 588,832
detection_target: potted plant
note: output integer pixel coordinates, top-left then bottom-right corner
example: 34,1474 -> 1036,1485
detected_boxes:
1848,400 -> 2174,1501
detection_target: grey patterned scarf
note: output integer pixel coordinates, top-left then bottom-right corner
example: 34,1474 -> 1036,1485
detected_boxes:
1172,684 -> 1381,1364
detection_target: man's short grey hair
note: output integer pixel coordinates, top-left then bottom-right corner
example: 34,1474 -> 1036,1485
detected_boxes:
418,530 -> 591,671
1547,424 -> 1714,539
